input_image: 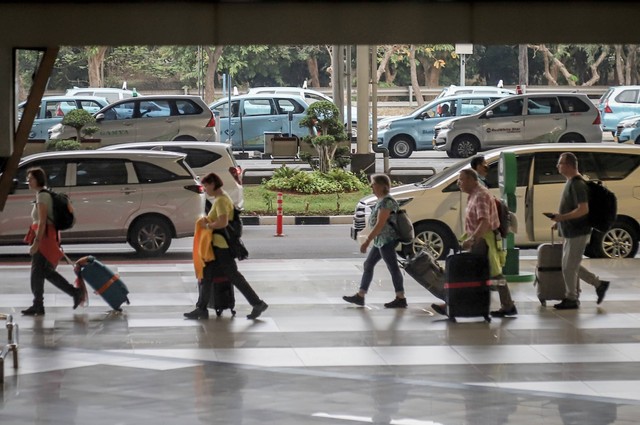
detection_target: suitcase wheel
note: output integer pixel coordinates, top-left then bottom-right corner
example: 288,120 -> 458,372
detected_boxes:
231,309 -> 236,316
215,309 -> 223,317
484,315 -> 492,323
538,297 -> 547,306
448,316 -> 457,323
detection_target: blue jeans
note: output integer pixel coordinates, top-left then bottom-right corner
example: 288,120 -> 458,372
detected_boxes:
360,241 -> 404,294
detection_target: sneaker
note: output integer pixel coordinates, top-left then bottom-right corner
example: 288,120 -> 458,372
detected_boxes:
431,303 -> 447,316
247,301 -> 268,319
73,288 -> 84,310
490,305 -> 518,317
343,294 -> 365,306
596,280 -> 610,305
384,297 -> 407,308
21,305 -> 45,316
183,308 -> 209,319
553,298 -> 580,310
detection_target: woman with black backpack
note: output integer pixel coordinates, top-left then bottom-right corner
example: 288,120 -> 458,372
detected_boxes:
22,167 -> 83,316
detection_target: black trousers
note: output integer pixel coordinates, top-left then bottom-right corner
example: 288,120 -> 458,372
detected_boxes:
30,251 -> 76,307
196,247 -> 261,310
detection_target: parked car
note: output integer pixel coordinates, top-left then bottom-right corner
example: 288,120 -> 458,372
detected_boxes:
376,93 -> 509,158
100,141 -> 244,208
248,86 -> 361,139
436,85 -> 515,99
351,144 -> 640,260
597,85 -> 640,135
209,94 -> 309,151
433,93 -> 602,158
17,95 -> 108,140
49,95 -> 216,146
0,150 -> 204,256
614,114 -> 640,144
65,87 -> 140,103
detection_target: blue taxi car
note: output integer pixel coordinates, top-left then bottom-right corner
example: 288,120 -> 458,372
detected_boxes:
597,85 -> 640,135
614,114 -> 640,144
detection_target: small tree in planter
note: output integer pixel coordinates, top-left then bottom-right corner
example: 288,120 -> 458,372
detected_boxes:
61,109 -> 98,141
299,101 -> 349,173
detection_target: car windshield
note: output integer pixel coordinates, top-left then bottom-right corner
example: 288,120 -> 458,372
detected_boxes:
414,157 -> 472,188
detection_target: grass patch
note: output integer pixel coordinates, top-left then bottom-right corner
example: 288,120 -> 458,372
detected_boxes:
242,184 -> 370,216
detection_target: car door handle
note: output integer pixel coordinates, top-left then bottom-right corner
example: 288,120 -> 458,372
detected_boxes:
120,187 -> 137,195
269,119 -> 279,122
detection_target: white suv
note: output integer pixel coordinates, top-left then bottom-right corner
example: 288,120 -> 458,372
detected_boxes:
1,150 -> 205,256
433,93 -> 603,158
351,144 -> 640,260
49,95 -> 217,145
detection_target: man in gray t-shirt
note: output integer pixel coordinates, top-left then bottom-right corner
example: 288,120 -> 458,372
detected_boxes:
545,152 -> 610,310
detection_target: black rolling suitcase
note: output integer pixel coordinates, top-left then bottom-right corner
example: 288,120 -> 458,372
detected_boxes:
400,250 -> 445,301
207,276 -> 236,317
444,252 -> 492,322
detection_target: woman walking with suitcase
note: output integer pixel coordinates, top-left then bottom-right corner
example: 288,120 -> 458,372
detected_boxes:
343,174 -> 407,308
22,167 -> 83,316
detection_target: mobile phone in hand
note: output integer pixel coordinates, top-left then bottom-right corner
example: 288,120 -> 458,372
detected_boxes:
543,212 -> 555,219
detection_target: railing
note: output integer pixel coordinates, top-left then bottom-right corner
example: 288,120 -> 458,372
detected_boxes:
0,313 -> 19,383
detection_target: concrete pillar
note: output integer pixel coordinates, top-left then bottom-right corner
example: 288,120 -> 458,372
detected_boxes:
351,45 -> 375,174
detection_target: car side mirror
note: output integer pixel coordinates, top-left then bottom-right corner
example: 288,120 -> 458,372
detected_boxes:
95,113 -> 105,121
484,110 -> 494,119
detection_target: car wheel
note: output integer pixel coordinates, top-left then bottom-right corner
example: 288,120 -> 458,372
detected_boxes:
411,222 -> 457,261
390,138 -> 413,158
558,132 -> 586,143
129,217 -> 172,256
173,135 -> 197,141
452,135 -> 479,158
585,221 -> 638,259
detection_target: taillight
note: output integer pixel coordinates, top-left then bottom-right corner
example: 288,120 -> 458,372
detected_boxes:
604,102 -> 613,114
229,166 -> 242,185
206,110 -> 216,128
184,184 -> 204,194
56,104 -> 64,116
593,110 -> 601,125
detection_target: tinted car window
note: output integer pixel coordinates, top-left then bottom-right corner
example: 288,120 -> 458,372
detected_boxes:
76,159 -> 128,186
484,154 -> 533,189
176,99 -> 203,115
160,147 -> 222,168
104,101 -> 136,120
527,97 -> 561,115
558,96 -> 590,113
615,89 -> 639,104
133,160 -> 183,183
275,98 -> 305,114
15,160 -> 67,190
243,99 -> 273,116
139,100 -> 171,118
492,99 -> 523,117
589,153 -> 640,180
533,152 -> 597,185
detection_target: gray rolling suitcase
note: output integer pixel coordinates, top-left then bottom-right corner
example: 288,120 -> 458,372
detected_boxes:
534,230 -> 566,306
400,250 -> 445,301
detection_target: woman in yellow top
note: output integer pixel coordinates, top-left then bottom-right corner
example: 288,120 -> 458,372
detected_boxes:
184,172 -> 268,320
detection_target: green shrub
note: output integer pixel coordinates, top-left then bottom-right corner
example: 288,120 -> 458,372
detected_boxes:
264,167 -> 366,194
45,139 -> 81,151
61,109 -> 97,141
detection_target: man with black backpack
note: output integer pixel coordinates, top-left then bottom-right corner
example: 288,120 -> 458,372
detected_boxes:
545,152 -> 610,310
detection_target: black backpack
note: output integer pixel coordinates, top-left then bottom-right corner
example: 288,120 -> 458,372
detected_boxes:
494,197 -> 511,238
40,188 -> 75,231
215,207 -> 248,261
390,209 -> 415,243
582,178 -> 617,233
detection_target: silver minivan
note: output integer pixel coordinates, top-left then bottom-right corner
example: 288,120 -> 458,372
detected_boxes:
49,95 -> 217,146
0,150 -> 205,256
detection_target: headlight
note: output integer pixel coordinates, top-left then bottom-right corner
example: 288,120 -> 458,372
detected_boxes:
377,122 -> 391,131
440,121 -> 456,131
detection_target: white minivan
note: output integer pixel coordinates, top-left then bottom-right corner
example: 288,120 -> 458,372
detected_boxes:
351,144 -> 640,260
433,93 -> 603,158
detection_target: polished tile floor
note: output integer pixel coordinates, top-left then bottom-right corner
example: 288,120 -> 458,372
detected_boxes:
1,256 -> 640,424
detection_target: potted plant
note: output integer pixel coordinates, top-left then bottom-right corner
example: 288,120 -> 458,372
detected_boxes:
299,101 -> 349,173
61,109 -> 98,142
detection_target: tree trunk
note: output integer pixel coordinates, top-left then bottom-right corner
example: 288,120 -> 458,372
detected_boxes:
583,47 -> 609,86
614,44 -> 625,85
384,67 -> 396,84
518,44 -> 529,85
306,57 -> 321,88
376,45 -> 396,83
87,46 -> 108,87
625,45 -> 637,85
203,46 -> 223,104
408,45 -> 424,106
